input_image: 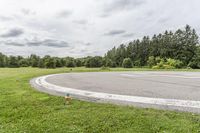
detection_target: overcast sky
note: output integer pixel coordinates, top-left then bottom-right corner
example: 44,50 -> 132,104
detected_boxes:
0,0 -> 200,57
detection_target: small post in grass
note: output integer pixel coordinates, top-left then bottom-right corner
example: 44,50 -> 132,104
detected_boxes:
64,93 -> 72,105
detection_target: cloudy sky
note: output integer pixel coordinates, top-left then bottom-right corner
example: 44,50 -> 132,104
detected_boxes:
0,0 -> 200,57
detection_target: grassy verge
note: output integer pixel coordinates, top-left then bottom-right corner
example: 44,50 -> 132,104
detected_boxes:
0,67 -> 200,133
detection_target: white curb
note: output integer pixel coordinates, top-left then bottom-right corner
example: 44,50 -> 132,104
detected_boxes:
33,74 -> 200,110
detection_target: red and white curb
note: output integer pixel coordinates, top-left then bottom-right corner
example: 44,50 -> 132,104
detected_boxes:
33,74 -> 200,110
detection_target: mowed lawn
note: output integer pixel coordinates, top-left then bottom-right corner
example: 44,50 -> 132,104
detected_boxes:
0,67 -> 200,133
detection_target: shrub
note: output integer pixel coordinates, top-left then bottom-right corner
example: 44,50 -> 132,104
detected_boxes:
122,58 -> 133,68
188,61 -> 200,69
44,58 -> 56,68
155,57 -> 161,64
133,60 -> 141,67
188,53 -> 200,69
19,59 -> 29,67
8,56 -> 19,68
66,60 -> 75,67
105,59 -> 113,67
75,59 -> 82,67
38,59 -> 45,68
163,65 -> 175,69
152,65 -> 159,69
147,56 -> 156,67
156,59 -> 165,68
85,56 -> 103,68
100,66 -> 110,71
152,58 -> 183,69
166,58 -> 183,68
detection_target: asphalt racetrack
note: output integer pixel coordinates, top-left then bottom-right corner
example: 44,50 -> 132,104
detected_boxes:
31,71 -> 200,113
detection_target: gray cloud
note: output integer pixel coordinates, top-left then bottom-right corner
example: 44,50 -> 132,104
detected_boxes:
101,0 -> 145,17
85,42 -> 92,46
1,28 -> 24,38
74,41 -> 92,46
79,49 -> 101,56
73,19 -> 88,25
0,38 -> 69,48
0,41 -> 25,46
0,16 -> 13,21
122,33 -> 134,37
104,30 -> 126,36
56,10 -> 72,18
99,13 -> 110,18
80,49 -> 88,53
157,17 -> 170,23
21,8 -> 36,16
27,39 -> 70,48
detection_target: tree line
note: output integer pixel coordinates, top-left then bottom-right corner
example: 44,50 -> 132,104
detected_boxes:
105,25 -> 200,69
0,53 -> 104,68
0,25 -> 200,69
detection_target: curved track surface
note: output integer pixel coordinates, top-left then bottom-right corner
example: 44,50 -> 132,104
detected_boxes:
30,72 -> 200,113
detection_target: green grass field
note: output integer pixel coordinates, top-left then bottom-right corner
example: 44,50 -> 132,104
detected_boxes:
0,67 -> 200,133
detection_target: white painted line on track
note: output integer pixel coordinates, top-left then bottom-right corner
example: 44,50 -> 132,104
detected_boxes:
121,74 -> 200,79
34,74 -> 200,109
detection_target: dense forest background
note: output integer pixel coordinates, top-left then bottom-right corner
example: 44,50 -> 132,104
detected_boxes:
0,25 -> 200,69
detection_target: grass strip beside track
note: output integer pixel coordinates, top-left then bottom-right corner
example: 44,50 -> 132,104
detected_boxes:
0,67 -> 200,133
